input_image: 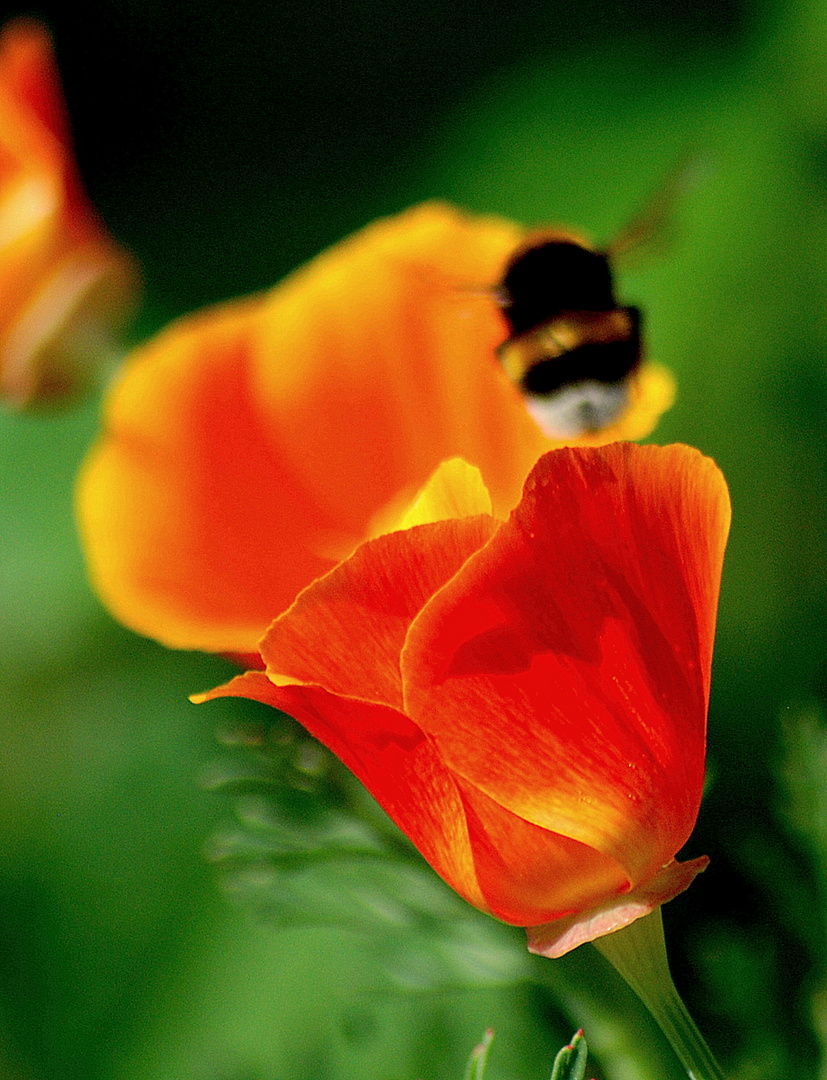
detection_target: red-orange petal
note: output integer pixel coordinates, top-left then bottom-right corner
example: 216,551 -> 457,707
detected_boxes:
0,19 -> 137,407
77,296 -> 337,654
196,671 -> 489,914
455,774 -> 630,925
401,443 -> 730,885
261,514 -> 498,710
77,202 -> 672,655
253,477 -> 629,926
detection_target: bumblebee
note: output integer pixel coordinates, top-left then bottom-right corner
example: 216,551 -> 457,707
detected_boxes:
493,158 -> 701,438
496,235 -> 641,440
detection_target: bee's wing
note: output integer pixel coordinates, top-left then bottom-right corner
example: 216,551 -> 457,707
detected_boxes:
604,152 -> 709,269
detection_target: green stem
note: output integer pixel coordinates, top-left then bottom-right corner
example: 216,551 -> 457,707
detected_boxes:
592,908 -> 724,1080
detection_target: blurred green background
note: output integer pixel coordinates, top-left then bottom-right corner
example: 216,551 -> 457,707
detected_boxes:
3,0 -> 827,1076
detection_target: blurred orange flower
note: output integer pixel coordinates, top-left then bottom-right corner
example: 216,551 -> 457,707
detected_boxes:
197,443 -> 730,955
0,19 -> 137,407
77,203 -> 674,657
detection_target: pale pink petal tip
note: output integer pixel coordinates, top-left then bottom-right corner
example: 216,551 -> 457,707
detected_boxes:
525,856 -> 709,959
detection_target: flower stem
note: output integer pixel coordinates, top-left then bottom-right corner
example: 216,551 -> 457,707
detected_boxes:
592,908 -> 725,1080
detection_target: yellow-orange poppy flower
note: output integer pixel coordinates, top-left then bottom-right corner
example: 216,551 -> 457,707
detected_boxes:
77,203 -> 674,658
0,19 -> 137,407
197,443 -> 730,955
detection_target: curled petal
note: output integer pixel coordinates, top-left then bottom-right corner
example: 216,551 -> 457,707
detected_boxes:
198,444 -> 728,940
402,444 -> 730,883
261,514 -> 498,710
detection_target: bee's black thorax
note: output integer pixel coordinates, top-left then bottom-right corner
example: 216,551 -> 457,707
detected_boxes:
500,241 -> 617,337
497,239 -> 643,397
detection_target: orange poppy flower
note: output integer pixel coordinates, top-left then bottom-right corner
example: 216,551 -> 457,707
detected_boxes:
196,443 -> 730,955
0,19 -> 137,407
77,202 -> 674,657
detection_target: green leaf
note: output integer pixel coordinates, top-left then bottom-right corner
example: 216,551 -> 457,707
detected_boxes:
463,1030 -> 494,1080
550,1030 -> 589,1080
206,713 -> 530,991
